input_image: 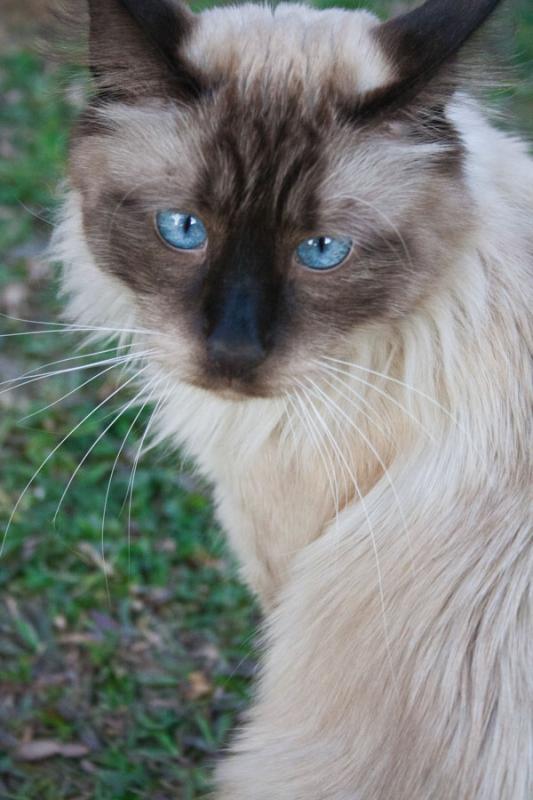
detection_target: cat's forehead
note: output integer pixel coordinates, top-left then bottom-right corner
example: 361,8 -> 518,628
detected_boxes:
75,1 -> 456,230
187,3 -> 393,98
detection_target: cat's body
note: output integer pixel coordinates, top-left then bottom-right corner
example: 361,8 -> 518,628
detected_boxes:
53,1 -> 532,797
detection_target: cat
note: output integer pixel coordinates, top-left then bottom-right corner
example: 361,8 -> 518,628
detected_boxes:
51,0 -> 532,797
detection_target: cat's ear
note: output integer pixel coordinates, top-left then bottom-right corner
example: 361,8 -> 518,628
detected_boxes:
360,0 -> 503,118
87,0 -> 203,101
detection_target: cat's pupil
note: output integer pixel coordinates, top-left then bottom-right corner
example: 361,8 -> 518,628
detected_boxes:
184,215 -> 193,234
318,236 -> 331,252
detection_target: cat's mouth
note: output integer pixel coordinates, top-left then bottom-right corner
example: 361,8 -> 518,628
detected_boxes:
183,338 -> 278,400
187,370 -> 277,402
150,335 -> 279,400
189,372 -> 276,401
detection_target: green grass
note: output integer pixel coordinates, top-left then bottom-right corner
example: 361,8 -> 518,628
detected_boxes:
1,2 -> 532,798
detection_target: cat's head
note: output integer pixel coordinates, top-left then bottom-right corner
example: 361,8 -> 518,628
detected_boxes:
62,0 -> 501,399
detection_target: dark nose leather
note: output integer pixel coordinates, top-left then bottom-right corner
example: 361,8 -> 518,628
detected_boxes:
202,225 -> 279,379
207,327 -> 267,377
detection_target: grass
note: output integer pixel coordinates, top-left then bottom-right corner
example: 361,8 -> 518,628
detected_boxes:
0,2 -> 532,798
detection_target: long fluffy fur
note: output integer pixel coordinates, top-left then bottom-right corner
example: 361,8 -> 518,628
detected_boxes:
51,4 -> 532,798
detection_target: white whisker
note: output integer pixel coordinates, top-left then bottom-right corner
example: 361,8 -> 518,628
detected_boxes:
281,392 -> 301,458
289,389 -> 341,537
300,378 -> 400,701
1,351 -> 151,398
18,351 -> 155,422
125,385 -> 170,572
18,201 -> 53,227
323,355 -> 457,423
0,311 -> 158,337
0,366 -> 148,559
322,362 -> 436,442
324,355 -> 485,461
313,360 -> 390,439
18,363 -> 133,423
0,311 -> 112,329
0,343 -> 136,389
308,373 -> 416,577
0,324 -> 159,339
52,368 -> 151,526
100,376 -> 161,593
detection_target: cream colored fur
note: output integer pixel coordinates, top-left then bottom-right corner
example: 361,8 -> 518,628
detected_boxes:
187,4 -> 393,95
52,5 -> 532,798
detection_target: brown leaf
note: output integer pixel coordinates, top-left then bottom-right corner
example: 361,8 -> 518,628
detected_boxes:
58,633 -> 102,646
1,282 -> 28,315
53,614 -> 67,631
77,542 -> 114,576
156,537 -> 177,553
5,595 -> 20,619
15,739 -> 89,761
185,671 -> 212,700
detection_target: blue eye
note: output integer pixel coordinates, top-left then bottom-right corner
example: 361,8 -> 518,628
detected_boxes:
296,236 -> 352,270
156,210 -> 207,250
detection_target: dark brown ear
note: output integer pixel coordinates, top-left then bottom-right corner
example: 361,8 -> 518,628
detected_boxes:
88,0 -> 203,101
360,0 -> 504,119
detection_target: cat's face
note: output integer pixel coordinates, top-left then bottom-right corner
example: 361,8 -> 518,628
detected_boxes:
66,1 -> 485,399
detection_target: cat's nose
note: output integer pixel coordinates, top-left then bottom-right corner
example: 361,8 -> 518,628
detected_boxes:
206,328 -> 267,377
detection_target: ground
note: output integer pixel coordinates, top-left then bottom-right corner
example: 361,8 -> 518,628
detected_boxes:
0,2 -> 532,798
